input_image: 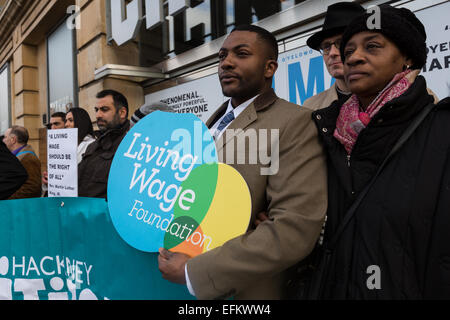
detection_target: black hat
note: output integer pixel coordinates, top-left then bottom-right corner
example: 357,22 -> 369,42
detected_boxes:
340,4 -> 427,70
307,2 -> 366,51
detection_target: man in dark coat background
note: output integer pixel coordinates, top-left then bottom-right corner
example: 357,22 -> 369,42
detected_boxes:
3,126 -> 41,199
78,89 -> 130,199
0,140 -> 27,200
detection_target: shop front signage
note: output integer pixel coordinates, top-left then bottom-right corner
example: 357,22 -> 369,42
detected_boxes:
110,0 -> 192,46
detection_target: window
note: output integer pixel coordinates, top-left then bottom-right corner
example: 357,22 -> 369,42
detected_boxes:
47,17 -> 78,116
0,64 -> 10,134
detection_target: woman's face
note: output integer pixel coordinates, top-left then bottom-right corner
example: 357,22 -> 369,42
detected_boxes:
65,112 -> 75,129
342,32 -> 412,100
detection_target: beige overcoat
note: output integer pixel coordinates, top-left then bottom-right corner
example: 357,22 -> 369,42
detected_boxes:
186,89 -> 328,299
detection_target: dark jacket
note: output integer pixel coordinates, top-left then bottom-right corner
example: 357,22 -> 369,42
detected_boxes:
312,75 -> 450,299
0,141 -> 28,200
78,120 -> 130,199
9,144 -> 42,199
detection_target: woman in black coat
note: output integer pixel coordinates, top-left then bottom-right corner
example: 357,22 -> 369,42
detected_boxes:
311,5 -> 450,299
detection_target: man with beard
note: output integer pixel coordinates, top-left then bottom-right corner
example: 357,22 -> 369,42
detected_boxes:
78,90 -> 130,198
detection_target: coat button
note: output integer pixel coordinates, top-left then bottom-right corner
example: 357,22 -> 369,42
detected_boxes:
316,115 -> 322,120
322,128 -> 328,133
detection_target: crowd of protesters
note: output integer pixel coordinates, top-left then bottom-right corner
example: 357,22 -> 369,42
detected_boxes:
1,2 -> 450,300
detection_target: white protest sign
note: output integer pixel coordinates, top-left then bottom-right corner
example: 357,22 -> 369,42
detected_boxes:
47,128 -> 78,197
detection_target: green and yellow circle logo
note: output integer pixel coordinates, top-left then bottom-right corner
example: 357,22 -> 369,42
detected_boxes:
108,112 -> 251,257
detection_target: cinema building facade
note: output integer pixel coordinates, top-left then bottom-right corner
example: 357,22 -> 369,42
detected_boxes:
0,0 -> 447,171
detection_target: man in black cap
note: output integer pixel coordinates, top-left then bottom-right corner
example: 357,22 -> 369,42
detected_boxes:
303,2 -> 365,110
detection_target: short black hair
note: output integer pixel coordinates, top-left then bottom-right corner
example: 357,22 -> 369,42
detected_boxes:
10,126 -> 29,145
96,89 -> 129,117
51,112 -> 66,121
231,24 -> 279,60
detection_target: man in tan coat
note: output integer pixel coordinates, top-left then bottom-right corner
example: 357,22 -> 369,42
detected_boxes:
3,125 -> 41,199
158,25 -> 327,299
302,2 -> 365,111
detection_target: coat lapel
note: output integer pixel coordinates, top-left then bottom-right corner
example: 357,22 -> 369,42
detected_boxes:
206,101 -> 228,128
214,88 -> 278,152
215,104 -> 258,152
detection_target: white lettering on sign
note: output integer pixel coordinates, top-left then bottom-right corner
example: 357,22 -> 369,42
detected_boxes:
146,0 -> 164,30
110,0 -> 193,46
110,0 -> 143,46
47,128 -> 78,198
0,256 -> 104,300
168,0 -> 189,16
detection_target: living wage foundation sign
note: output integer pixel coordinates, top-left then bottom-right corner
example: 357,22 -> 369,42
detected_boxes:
108,111 -> 252,257
0,112 -> 251,299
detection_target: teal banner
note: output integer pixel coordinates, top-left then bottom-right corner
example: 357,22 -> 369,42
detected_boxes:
0,197 -> 194,300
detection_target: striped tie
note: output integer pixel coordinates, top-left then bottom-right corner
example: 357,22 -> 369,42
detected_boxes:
214,110 -> 235,140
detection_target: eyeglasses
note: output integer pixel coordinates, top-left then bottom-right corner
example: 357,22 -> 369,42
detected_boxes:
319,38 -> 342,55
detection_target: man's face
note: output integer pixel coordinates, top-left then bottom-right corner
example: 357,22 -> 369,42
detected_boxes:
95,95 -> 122,131
2,128 -> 14,151
218,31 -> 277,106
320,34 -> 345,80
50,117 -> 65,130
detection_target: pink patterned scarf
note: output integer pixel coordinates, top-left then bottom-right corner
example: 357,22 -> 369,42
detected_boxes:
334,70 -> 413,154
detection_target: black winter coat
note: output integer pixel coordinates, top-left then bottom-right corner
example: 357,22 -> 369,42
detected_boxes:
0,141 -> 28,200
312,76 -> 450,299
78,120 -> 130,199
